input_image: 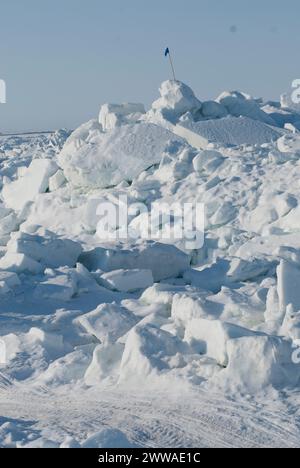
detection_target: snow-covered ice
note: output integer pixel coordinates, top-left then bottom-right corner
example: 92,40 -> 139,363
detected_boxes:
75,302 -> 138,344
99,103 -> 145,132
176,116 -> 284,148
2,159 -> 58,212
80,242 -> 190,282
58,119 -> 186,189
99,269 -> 154,293
2,80 -> 300,448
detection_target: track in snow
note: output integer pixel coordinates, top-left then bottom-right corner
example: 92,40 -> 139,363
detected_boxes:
0,381 -> 299,448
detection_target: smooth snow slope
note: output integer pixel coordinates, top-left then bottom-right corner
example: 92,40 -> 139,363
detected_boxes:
176,116 -> 284,147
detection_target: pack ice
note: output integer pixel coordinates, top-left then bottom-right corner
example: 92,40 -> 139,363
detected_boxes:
2,80 -> 300,447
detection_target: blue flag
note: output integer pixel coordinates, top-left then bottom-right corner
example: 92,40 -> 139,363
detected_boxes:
164,47 -> 170,57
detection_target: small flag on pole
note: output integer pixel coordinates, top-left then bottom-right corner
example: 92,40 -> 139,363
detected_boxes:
164,47 -> 176,81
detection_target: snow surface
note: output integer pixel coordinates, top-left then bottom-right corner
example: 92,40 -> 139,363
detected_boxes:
176,116 -> 284,147
2,81 -> 300,448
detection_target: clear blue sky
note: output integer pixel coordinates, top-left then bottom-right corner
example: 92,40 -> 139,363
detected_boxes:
0,0 -> 299,132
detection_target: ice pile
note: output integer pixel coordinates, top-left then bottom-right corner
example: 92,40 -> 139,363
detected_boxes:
216,91 -> 276,125
145,82 -> 289,149
145,80 -> 202,126
2,79 -> 300,447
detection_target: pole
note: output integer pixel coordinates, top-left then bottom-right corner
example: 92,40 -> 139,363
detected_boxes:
168,51 -> 176,81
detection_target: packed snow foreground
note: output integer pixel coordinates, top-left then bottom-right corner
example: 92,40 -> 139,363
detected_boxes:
1,81 -> 300,447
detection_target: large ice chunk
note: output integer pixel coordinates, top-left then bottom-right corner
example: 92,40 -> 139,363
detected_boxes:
99,269 -> 154,293
58,120 -> 186,189
80,242 -> 190,282
214,336 -> 300,392
119,324 -> 183,382
216,91 -> 276,125
0,212 -> 19,237
5,231 -> 82,269
142,283 -> 192,307
84,342 -> 124,385
184,318 -> 255,366
0,253 -> 43,274
34,269 -> 78,301
277,260 -> 300,314
148,80 -> 202,123
74,303 -> 137,344
172,294 -> 211,325
48,170 -> 66,192
99,103 -> 145,132
201,100 -> 228,119
228,257 -> 274,282
2,159 -> 58,211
